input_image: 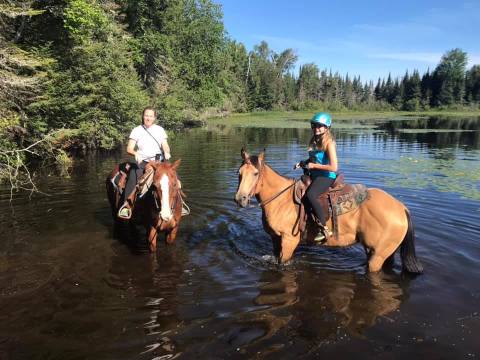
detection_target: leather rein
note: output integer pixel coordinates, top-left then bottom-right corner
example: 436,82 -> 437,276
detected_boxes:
244,161 -> 298,208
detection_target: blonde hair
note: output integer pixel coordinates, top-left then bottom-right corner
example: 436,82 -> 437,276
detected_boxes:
308,129 -> 335,152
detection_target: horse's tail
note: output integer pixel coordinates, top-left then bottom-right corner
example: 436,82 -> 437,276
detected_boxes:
400,209 -> 423,274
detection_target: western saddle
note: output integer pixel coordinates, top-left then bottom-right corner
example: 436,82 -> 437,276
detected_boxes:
293,173 -> 369,241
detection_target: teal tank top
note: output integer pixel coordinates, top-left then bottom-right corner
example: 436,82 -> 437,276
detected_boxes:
308,150 -> 337,180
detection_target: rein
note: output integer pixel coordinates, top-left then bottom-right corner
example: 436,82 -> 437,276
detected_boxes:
244,160 -> 298,208
152,185 -> 180,213
257,180 -> 298,208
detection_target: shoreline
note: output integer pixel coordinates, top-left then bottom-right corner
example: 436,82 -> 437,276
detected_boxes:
203,110 -> 480,128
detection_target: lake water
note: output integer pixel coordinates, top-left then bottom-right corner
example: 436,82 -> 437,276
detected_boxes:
0,116 -> 479,359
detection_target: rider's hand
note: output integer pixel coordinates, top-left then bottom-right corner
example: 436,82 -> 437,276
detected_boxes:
293,162 -> 301,170
134,152 -> 143,164
164,153 -> 171,161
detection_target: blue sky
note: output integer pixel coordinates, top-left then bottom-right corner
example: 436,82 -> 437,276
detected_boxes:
217,0 -> 480,82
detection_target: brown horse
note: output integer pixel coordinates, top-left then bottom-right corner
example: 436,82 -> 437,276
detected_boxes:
234,149 -> 423,273
106,160 -> 183,252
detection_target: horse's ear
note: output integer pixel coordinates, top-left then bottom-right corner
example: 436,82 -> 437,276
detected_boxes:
258,150 -> 265,163
241,147 -> 250,164
171,159 -> 181,170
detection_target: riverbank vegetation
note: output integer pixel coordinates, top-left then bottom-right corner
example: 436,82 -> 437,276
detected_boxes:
1,0 -> 480,187
205,110 -> 480,129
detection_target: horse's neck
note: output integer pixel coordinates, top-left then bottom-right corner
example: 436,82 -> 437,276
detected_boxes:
257,164 -> 294,205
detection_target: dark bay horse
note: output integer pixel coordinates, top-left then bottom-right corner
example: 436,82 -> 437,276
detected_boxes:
106,160 -> 183,252
234,149 -> 423,274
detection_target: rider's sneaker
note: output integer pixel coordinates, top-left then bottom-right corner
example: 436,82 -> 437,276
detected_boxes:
117,205 -> 132,220
314,226 -> 332,243
314,231 -> 326,242
181,200 -> 190,216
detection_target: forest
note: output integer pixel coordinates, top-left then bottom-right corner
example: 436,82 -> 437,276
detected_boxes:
1,0 -> 480,186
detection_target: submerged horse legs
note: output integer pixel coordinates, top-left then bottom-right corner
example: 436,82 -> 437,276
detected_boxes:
147,226 -> 158,252
270,234 -> 282,259
166,226 -> 179,244
367,236 -> 404,272
278,234 -> 300,264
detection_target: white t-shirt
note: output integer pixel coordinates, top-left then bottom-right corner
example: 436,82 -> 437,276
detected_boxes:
129,124 -> 168,162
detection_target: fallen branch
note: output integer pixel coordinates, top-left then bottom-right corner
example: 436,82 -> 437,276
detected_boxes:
0,129 -> 63,200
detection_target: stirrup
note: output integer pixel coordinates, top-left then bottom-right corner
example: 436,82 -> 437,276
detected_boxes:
314,225 -> 332,243
117,203 -> 132,220
181,199 -> 190,216
314,231 -> 326,242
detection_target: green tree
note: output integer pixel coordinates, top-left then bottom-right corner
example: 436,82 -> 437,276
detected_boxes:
403,70 -> 421,110
27,0 -> 149,149
297,63 -> 319,104
420,69 -> 432,109
465,65 -> 480,103
432,48 -> 468,106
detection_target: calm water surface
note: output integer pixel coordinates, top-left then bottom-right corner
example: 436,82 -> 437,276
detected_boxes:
0,117 -> 479,359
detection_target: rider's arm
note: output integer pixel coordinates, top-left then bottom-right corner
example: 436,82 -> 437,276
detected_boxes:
127,139 -> 142,163
161,140 -> 171,160
126,139 -> 136,157
308,142 -> 338,172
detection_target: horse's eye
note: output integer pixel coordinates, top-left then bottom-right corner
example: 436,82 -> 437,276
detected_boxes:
254,172 -> 259,176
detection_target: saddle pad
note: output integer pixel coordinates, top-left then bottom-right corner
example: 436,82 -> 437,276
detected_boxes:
333,184 -> 369,216
137,167 -> 155,198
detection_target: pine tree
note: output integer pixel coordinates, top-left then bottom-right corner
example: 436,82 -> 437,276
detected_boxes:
432,48 -> 468,106
465,65 -> 480,103
403,70 -> 421,110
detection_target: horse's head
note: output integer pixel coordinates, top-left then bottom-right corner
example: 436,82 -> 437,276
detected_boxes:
235,148 -> 264,207
147,159 -> 181,222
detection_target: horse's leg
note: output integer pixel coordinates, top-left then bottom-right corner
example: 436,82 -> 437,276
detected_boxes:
166,226 -> 178,245
384,253 -> 396,267
271,234 -> 282,258
368,239 -> 402,272
147,226 -> 158,252
358,189 -> 411,272
279,234 -> 300,264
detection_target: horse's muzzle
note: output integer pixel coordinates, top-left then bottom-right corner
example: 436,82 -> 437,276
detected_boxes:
234,193 -> 249,208
160,210 -> 173,222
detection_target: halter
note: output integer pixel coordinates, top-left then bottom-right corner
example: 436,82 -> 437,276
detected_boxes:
151,170 -> 180,226
152,187 -> 180,214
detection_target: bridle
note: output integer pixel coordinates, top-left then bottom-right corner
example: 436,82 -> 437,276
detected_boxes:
151,171 -> 180,224
240,160 -> 297,208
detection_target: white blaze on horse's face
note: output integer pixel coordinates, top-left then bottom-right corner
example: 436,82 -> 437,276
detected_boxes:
159,174 -> 173,221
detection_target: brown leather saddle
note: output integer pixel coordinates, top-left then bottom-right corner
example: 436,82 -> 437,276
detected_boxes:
110,162 -> 133,208
294,174 -> 369,240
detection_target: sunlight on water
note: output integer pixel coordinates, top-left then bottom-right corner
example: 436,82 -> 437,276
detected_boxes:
0,116 -> 479,359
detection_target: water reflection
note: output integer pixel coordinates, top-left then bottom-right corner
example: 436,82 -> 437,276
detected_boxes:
0,116 -> 479,359
104,246 -> 185,359
194,269 -> 410,358
380,116 -> 480,149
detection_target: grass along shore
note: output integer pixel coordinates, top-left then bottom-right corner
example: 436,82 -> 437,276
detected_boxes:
205,110 -> 480,128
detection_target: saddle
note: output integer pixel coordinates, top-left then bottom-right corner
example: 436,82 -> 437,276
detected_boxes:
294,174 -> 369,240
110,162 -> 133,208
115,162 -> 189,217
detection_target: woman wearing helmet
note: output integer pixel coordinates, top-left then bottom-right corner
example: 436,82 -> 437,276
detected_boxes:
295,112 -> 338,241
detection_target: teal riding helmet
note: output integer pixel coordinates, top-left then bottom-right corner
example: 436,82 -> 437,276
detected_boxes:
311,112 -> 332,127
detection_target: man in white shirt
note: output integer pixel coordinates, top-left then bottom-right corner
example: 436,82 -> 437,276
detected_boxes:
118,107 -> 171,219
